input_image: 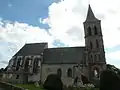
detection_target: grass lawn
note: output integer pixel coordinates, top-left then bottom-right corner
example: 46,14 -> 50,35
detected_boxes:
16,84 -> 43,90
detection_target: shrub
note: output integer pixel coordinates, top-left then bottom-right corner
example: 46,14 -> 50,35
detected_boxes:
81,75 -> 90,84
43,74 -> 63,90
100,70 -> 120,90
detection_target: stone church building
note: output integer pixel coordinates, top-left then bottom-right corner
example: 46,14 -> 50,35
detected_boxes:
4,5 -> 106,86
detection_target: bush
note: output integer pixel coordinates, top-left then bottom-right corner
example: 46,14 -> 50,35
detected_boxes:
81,75 -> 90,84
100,70 -> 120,90
43,74 -> 63,90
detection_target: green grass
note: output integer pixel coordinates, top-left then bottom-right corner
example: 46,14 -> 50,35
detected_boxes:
16,84 -> 43,90
16,84 -> 99,90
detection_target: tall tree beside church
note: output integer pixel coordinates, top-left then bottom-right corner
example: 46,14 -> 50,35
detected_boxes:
106,64 -> 120,75
43,74 -> 63,90
100,68 -> 120,90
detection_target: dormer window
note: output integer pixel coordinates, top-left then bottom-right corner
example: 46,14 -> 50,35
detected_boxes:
9,60 -> 14,66
16,59 -> 21,71
33,58 -> 40,73
28,60 -> 31,65
19,58 -> 23,66
24,60 -> 29,71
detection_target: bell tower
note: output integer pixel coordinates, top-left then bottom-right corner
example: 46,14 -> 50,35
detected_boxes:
83,5 -> 106,80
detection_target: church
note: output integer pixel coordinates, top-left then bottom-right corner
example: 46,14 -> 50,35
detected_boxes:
4,5 -> 106,86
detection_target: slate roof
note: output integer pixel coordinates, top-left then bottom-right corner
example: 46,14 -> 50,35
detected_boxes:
85,5 -> 99,21
14,43 -> 48,56
43,46 -> 85,64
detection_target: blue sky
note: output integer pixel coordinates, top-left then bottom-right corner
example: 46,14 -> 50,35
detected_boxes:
0,0 -> 120,68
0,0 -> 58,28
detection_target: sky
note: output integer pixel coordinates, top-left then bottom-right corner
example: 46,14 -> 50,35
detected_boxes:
0,0 -> 120,68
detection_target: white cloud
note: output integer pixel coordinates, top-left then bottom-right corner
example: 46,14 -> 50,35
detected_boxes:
107,51 -> 120,61
43,0 -> 120,48
106,51 -> 120,68
45,0 -> 87,46
0,19 -> 54,68
40,0 -> 120,67
1,0 -> 120,68
8,3 -> 12,8
0,20 -> 54,47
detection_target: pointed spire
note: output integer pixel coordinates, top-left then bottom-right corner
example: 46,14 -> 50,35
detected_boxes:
85,5 -> 99,21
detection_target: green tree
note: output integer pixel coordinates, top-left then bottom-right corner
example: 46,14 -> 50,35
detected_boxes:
43,74 -> 63,90
100,69 -> 120,90
106,64 -> 120,75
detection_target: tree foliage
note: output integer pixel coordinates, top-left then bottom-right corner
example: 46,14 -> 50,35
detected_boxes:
100,69 -> 120,90
106,64 -> 120,75
43,74 -> 63,90
81,75 -> 90,84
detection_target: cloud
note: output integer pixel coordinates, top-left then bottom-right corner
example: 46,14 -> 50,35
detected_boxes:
107,51 -> 120,61
0,19 -> 55,68
44,0 -> 120,48
40,0 -> 120,67
8,2 -> 12,8
1,0 -> 120,68
0,61 -> 8,64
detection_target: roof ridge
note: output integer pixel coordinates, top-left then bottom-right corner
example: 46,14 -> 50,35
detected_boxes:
26,42 -> 48,45
45,46 -> 85,50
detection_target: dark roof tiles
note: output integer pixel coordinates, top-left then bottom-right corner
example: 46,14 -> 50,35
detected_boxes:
14,43 -> 48,56
43,47 -> 85,64
85,5 -> 99,21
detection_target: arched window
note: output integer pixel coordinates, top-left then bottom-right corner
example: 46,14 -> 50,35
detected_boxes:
67,68 -> 72,77
90,42 -> 93,49
13,57 -> 17,67
94,26 -> 98,35
19,58 -> 23,66
16,60 -> 20,71
87,27 -> 92,36
93,67 -> 99,78
57,68 -> 62,77
96,40 -> 99,48
33,58 -> 40,73
9,60 -> 14,66
24,58 -> 29,72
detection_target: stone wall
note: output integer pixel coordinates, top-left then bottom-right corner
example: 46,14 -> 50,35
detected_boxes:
41,64 -> 84,86
1,73 -> 24,84
28,73 -> 40,82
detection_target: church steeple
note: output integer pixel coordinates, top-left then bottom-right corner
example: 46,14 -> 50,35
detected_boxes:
85,5 -> 99,21
83,4 -> 106,81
